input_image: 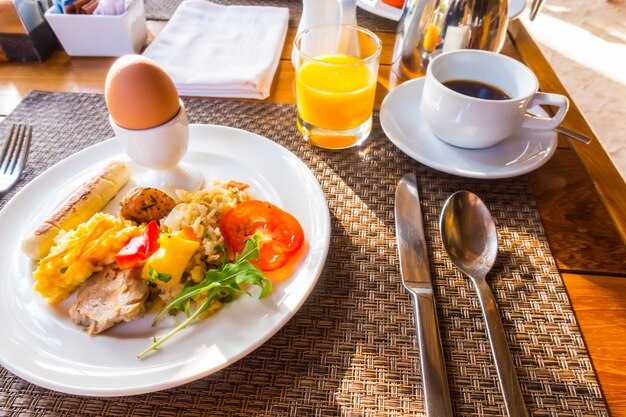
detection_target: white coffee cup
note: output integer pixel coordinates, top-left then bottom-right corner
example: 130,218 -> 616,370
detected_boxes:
420,50 -> 569,149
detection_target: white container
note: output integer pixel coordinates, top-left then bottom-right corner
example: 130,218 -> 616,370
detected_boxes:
44,0 -> 148,57
111,99 -> 204,193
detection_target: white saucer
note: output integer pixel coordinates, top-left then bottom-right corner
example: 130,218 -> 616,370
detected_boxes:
379,77 -> 558,179
356,0 -> 526,21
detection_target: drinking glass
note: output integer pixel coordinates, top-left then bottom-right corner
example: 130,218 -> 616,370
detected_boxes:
294,24 -> 382,149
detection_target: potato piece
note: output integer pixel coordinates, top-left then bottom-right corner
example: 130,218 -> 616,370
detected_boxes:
120,187 -> 176,224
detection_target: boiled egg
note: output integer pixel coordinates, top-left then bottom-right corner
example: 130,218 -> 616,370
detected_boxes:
105,55 -> 180,130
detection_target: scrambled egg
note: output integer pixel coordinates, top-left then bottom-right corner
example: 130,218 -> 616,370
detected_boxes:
33,213 -> 139,304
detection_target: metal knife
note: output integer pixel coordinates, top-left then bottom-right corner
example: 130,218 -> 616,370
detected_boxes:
395,173 -> 453,417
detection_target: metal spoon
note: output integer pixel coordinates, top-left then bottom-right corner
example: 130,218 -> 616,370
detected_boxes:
440,191 -> 529,417
555,125 -> 592,144
525,112 -> 592,144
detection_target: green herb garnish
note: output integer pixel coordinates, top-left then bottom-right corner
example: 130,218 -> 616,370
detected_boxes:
60,266 -> 68,274
149,265 -> 172,283
137,233 -> 272,359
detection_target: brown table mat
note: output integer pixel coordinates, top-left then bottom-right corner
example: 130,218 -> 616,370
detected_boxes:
0,91 -> 608,416
144,0 -> 399,33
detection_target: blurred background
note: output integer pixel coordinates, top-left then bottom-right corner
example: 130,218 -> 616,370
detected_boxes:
521,0 -> 626,179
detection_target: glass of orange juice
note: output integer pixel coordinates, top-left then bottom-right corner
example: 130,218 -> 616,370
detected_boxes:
294,24 -> 382,149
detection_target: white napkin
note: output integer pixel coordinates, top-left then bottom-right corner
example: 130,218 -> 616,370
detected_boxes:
143,0 -> 289,99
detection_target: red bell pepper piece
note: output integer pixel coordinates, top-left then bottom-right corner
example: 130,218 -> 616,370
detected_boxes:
182,225 -> 202,242
115,220 -> 160,269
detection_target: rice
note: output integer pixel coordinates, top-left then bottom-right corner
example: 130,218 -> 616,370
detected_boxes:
157,180 -> 251,303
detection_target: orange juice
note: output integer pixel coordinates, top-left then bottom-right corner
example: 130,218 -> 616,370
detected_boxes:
296,54 -> 377,132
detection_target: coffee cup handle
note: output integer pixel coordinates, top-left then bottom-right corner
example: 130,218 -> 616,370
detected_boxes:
521,93 -> 569,130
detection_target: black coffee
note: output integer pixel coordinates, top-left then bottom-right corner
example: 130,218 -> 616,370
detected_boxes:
443,79 -> 511,100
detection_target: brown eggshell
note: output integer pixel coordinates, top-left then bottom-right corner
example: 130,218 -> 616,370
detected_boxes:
105,55 -> 180,130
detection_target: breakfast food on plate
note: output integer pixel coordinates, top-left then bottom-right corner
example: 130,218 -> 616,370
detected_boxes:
221,200 -> 305,271
120,186 -> 177,224
21,160 -> 131,260
27,175 -> 305,358
142,229 -> 201,288
69,265 -> 149,335
105,55 -> 180,130
33,212 -> 139,304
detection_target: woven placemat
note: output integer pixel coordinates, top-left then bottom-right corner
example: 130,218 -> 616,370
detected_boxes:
0,91 -> 608,416
144,0 -> 399,33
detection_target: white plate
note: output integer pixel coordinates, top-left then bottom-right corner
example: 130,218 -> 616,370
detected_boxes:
379,78 -> 558,179
0,124 -> 331,396
356,0 -> 526,21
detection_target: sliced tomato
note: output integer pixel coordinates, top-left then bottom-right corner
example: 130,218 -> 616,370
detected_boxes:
115,220 -> 160,269
220,201 -> 304,271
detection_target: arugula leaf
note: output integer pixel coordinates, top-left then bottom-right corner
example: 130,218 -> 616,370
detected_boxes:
137,233 -> 272,359
234,237 -> 261,263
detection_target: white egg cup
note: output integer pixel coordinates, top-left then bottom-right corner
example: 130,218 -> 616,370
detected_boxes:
110,99 -> 204,194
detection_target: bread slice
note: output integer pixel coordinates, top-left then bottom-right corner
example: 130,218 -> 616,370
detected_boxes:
21,161 -> 131,260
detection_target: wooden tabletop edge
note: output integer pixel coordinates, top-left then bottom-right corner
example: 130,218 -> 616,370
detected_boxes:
508,19 -> 626,247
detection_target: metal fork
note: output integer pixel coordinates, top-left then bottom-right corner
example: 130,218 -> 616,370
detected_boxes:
0,124 -> 31,194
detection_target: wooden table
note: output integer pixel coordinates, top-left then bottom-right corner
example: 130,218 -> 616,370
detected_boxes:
1,18 -> 625,416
